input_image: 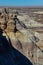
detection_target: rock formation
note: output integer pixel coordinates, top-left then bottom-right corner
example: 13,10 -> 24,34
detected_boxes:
0,7 -> 43,65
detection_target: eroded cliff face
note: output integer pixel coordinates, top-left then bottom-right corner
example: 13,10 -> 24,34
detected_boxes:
0,7 -> 43,65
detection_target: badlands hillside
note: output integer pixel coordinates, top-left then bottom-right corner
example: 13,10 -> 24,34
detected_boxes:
0,7 -> 43,65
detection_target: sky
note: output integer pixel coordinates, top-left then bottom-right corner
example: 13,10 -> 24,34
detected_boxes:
0,0 -> 43,6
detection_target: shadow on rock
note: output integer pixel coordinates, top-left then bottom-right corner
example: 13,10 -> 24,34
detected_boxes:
0,28 -> 33,65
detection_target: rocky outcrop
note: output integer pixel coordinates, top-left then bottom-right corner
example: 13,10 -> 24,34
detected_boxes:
0,7 -> 43,65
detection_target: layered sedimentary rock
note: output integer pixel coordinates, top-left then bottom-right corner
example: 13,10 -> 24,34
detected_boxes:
0,7 -> 43,65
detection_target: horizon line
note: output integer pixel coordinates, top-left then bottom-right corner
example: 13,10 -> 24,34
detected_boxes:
0,6 -> 43,8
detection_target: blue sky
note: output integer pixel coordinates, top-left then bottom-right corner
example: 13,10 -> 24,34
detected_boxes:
0,0 -> 43,6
